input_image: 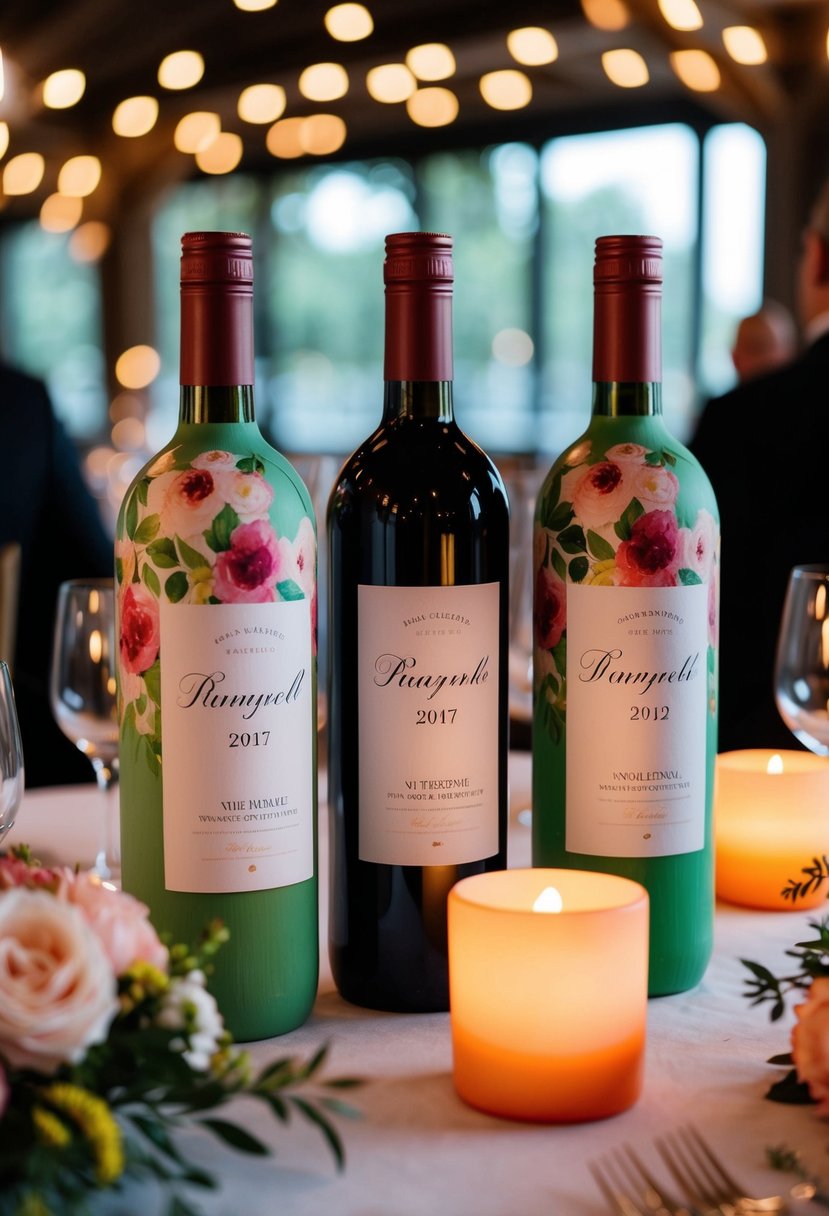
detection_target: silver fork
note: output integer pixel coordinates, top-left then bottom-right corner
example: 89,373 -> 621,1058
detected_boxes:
655,1125 -> 786,1215
590,1142 -> 700,1216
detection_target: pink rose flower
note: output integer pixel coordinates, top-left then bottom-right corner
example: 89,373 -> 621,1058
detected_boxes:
793,977 -> 829,1114
59,872 -> 168,977
534,565 -> 567,650
120,584 -> 160,675
216,470 -> 274,523
276,517 -> 316,597
572,462 -> 630,529
630,464 -> 679,511
604,442 -> 649,465
191,450 -> 238,471
616,510 -> 680,587
0,856 -> 61,891
678,508 -> 718,583
213,519 -> 282,604
0,889 -> 118,1074
146,467 -> 224,536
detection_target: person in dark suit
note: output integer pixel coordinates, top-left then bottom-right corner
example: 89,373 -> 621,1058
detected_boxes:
0,362 -> 113,785
690,181 -> 829,752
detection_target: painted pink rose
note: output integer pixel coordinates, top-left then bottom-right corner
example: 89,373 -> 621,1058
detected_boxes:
616,510 -> 679,588
534,566 -> 567,650
604,442 -> 649,465
0,889 -> 118,1074
191,450 -> 238,472
793,977 -> 829,1115
120,584 -> 160,675
58,872 -> 168,977
708,561 -> 719,649
630,464 -> 679,511
571,462 -> 629,529
213,519 -> 282,604
276,517 -> 316,597
146,467 -> 223,536
678,508 -> 718,583
216,470 -> 274,523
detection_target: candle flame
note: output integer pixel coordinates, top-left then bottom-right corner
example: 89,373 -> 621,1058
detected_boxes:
767,753 -> 784,775
533,885 -> 563,913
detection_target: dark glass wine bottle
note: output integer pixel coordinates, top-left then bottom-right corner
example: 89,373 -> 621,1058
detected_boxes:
532,235 -> 719,996
327,231 -> 509,1012
116,232 -> 318,1040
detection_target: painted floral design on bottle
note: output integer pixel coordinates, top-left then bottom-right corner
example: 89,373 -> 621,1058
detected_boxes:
534,439 -> 719,743
116,448 -> 316,772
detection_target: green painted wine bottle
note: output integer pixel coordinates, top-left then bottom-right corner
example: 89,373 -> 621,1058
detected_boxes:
532,235 -> 718,996
116,231 -> 318,1039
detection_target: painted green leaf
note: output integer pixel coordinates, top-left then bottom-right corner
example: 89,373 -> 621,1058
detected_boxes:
165,571 -> 188,603
662,449 -> 678,467
134,514 -> 161,544
277,578 -> 304,601
143,735 -> 161,777
557,523 -> 586,554
125,493 -> 139,541
203,504 -> 240,553
569,556 -> 589,583
146,538 -> 178,568
115,557 -> 123,584
208,595 -> 222,605
137,477 -> 151,506
547,502 -> 574,532
135,694 -> 148,716
614,497 -> 645,541
678,567 -> 703,586
644,450 -> 664,467
551,548 -> 567,581
236,455 -> 266,475
144,660 -> 161,706
142,564 -> 161,598
586,529 -> 615,561
177,536 -> 211,570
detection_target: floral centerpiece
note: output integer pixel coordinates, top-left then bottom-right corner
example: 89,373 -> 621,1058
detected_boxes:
0,847 -> 358,1216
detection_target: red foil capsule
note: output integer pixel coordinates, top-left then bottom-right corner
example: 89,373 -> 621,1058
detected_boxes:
384,231 -> 454,382
180,231 -> 254,387
593,234 -> 662,384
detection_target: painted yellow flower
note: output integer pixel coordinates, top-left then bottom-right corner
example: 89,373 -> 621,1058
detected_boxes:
584,558 -> 617,586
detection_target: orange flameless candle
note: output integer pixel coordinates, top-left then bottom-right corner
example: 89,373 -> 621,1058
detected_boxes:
715,749 -> 829,910
448,868 -> 648,1123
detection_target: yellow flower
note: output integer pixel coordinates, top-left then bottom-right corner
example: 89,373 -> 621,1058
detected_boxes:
119,958 -> 169,1015
32,1105 -> 71,1148
584,558 -> 616,586
42,1083 -> 124,1185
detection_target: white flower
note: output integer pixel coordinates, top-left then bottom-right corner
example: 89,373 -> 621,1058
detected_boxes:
156,970 -> 224,1072
605,442 -> 649,465
677,508 -> 718,582
0,890 -> 118,1074
191,450 -> 239,472
146,468 -> 224,537
276,516 -> 316,596
630,464 -> 679,511
215,470 -> 274,523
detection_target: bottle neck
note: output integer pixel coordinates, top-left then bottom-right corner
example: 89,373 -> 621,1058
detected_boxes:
592,278 -> 661,388
592,382 -> 662,417
382,380 -> 454,422
179,385 -> 255,424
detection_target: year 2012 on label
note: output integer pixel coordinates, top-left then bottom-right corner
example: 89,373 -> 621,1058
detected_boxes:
357,582 -> 499,867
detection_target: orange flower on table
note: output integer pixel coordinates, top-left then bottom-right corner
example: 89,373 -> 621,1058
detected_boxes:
793,976 -> 829,1114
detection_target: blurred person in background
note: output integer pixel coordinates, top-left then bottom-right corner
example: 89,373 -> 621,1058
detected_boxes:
730,299 -> 797,383
0,361 -> 112,786
691,177 -> 829,752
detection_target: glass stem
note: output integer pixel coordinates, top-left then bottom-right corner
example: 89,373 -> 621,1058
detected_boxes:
90,756 -> 120,881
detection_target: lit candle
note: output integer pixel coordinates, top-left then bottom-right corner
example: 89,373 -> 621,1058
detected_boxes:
715,749 -> 829,910
448,868 -> 648,1123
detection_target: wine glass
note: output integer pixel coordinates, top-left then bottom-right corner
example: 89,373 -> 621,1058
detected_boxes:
50,578 -> 119,879
0,660 -> 25,843
775,563 -> 829,755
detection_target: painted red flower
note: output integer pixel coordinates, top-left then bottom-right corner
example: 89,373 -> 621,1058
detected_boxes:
213,519 -> 282,604
120,584 -> 160,675
616,509 -> 679,587
534,566 -> 567,649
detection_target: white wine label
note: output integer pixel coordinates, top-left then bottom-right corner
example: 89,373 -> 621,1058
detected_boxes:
565,583 -> 707,858
358,583 -> 500,866
160,599 -> 313,893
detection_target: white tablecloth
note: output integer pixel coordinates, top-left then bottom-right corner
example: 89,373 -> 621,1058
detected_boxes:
7,756 -> 828,1216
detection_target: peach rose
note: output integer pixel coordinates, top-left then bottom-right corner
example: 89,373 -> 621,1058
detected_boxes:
216,470 -> 274,523
571,462 -> 630,529
793,977 -> 829,1114
191,450 -> 238,472
0,889 -> 118,1073
59,872 -> 168,977
605,442 -> 649,465
630,464 -> 679,511
146,468 -> 224,537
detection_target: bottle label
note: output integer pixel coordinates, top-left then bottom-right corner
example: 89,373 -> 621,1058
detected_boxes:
159,599 -> 314,893
565,583 -> 707,857
357,582 -> 500,866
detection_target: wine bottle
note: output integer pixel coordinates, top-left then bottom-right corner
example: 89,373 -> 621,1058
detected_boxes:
327,231 -> 509,1012
532,235 -> 718,996
116,231 -> 318,1040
